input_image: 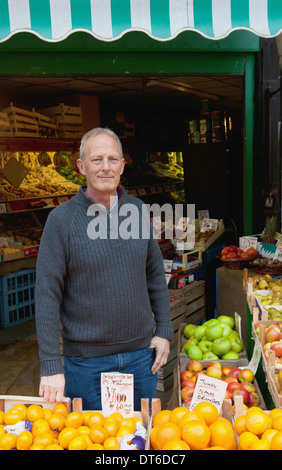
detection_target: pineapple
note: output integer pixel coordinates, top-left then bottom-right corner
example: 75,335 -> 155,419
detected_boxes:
262,215 -> 277,244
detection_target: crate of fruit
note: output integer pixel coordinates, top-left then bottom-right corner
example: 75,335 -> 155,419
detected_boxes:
4,103 -> 40,138
39,103 -> 84,139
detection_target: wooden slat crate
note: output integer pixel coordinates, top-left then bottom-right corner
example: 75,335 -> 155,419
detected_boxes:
4,103 -> 39,138
34,110 -> 58,138
0,111 -> 12,137
39,103 -> 84,139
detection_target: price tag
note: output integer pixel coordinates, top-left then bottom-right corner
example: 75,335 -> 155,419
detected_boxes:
165,273 -> 172,285
164,259 -> 173,273
190,374 -> 227,413
200,218 -> 218,232
239,236 -> 258,251
101,373 -> 134,417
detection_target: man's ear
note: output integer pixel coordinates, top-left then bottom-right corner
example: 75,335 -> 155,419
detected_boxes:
77,159 -> 85,175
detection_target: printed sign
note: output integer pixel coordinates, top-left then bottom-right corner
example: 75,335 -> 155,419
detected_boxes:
190,374 -> 227,413
239,236 -> 258,251
101,373 -> 134,417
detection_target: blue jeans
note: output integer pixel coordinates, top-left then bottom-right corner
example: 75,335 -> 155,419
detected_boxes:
64,347 -> 158,411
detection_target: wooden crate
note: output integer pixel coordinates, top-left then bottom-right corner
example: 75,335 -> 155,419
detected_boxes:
0,111 -> 12,137
4,103 -> 39,138
34,110 -> 58,138
40,103 -> 84,139
0,394 -> 71,413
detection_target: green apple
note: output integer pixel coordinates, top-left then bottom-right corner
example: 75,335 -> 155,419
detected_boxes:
212,337 -> 232,357
186,344 -> 203,360
203,319 -> 219,328
202,351 -> 219,360
205,324 -> 223,342
198,339 -> 213,354
182,338 -> 198,354
228,330 -> 239,339
193,325 -> 206,342
221,351 -> 240,360
183,324 -> 197,339
220,324 -> 232,338
230,337 -> 244,354
217,315 -> 235,329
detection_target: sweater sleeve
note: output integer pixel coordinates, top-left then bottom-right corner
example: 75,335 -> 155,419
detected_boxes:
35,208 -> 69,376
146,230 -> 174,341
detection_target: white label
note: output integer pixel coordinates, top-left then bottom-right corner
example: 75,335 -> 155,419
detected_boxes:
101,373 -> 134,417
190,375 -> 227,413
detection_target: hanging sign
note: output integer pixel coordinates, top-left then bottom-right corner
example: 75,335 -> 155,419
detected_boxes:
101,372 -> 134,417
190,374 -> 227,413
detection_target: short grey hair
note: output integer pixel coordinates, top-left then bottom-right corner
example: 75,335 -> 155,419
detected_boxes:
79,127 -> 123,160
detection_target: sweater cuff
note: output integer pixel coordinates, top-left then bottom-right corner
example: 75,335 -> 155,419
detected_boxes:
40,359 -> 64,377
155,324 -> 174,341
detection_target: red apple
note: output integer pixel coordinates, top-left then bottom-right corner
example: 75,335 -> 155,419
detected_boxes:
271,342 -> 282,357
249,391 -> 260,407
206,361 -> 222,370
238,368 -> 255,383
181,379 -> 196,390
224,390 -> 232,400
240,381 -> 256,393
182,398 -> 192,406
233,388 -> 250,406
188,360 -> 203,373
229,368 -> 241,379
265,326 -> 282,343
225,376 -> 238,384
222,367 -> 233,378
181,386 -> 195,401
227,252 -> 238,259
227,382 -> 243,395
180,370 -> 193,382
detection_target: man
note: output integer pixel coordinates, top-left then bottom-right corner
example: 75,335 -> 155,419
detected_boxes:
35,127 -> 173,411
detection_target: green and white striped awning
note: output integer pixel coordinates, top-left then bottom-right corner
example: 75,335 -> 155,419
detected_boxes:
0,0 -> 281,43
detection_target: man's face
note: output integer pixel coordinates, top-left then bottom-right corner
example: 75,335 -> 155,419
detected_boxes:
77,133 -> 125,199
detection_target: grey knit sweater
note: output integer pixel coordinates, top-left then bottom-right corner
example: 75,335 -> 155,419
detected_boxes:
35,186 -> 173,377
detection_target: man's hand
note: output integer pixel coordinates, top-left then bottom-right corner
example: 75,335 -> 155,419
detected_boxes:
39,374 -> 65,403
149,336 -> 170,375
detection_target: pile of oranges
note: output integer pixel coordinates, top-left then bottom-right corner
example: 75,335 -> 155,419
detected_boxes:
0,402 -> 143,450
150,403 -> 236,450
234,406 -> 282,450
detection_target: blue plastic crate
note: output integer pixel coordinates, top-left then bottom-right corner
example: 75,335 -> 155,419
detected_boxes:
0,269 -> 35,293
0,300 -> 35,328
203,245 -> 225,264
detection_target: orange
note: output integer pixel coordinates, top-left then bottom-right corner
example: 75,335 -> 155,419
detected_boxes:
58,427 -> 79,449
150,425 -> 160,450
4,409 -> 25,425
89,424 -> 109,445
103,419 -> 119,437
204,446 -> 226,450
154,422 -> 182,450
0,425 -> 6,436
30,443 -> 45,450
88,411 -> 105,428
119,417 -> 136,433
182,420 -> 210,450
77,425 -> 91,435
0,410 -> 4,425
162,438 -> 190,450
153,409 -> 172,427
272,415 -> 282,432
116,425 -> 135,440
52,403 -> 69,418
26,404 -> 45,422
48,413 -> 65,432
0,433 -> 17,450
32,418 -> 50,436
238,431 -> 259,450
43,408 -> 53,420
209,417 -> 235,450
245,409 -> 272,435
108,412 -> 123,424
169,407 -> 190,425
16,430 -> 33,450
103,436 -> 121,450
262,428 -> 278,444
87,443 -> 104,450
68,435 -> 88,450
270,408 -> 282,421
251,438 -> 271,450
10,404 -> 27,419
193,402 -> 219,426
271,431 -> 282,450
234,415 -> 247,436
64,411 -> 84,429
178,410 -> 204,428
45,444 -> 64,450
33,432 -> 54,449
82,411 -> 93,426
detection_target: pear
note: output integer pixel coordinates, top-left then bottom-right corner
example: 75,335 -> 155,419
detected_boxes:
258,280 -> 269,289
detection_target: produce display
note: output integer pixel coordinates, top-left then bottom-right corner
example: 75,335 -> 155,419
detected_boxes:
261,215 -> 278,245
254,322 -> 282,371
180,360 -> 260,408
0,403 -> 147,450
220,245 -> 258,261
0,213 -> 42,251
181,316 -> 244,361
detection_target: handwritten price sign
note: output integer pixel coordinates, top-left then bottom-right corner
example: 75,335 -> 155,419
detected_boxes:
190,375 -> 227,413
101,372 -> 134,417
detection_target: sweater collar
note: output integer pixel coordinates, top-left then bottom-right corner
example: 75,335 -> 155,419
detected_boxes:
76,185 -> 127,207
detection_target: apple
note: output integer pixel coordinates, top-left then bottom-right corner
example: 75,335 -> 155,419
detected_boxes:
271,342 -> 282,357
205,324 -> 224,342
228,330 -> 239,339
265,326 -> 282,343
212,338 -> 232,357
220,324 -> 232,338
227,382 -> 243,395
180,370 -> 193,382
217,315 -> 235,329
240,381 -> 256,393
193,325 -> 207,342
249,391 -> 260,407
206,366 -> 222,379
233,388 -> 250,406
188,360 -> 203,373
224,390 -> 232,400
206,361 -> 222,369
181,379 -> 196,389
183,324 -> 197,339
278,370 -> 282,387
203,319 -> 219,328
186,344 -> 203,360
181,386 -> 195,401
222,367 -> 232,378
229,368 -> 241,379
202,352 -> 219,361
222,351 -> 239,360
198,339 -> 213,354
182,398 -> 192,406
230,337 -> 244,354
238,368 -> 254,383
224,376 -> 238,384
